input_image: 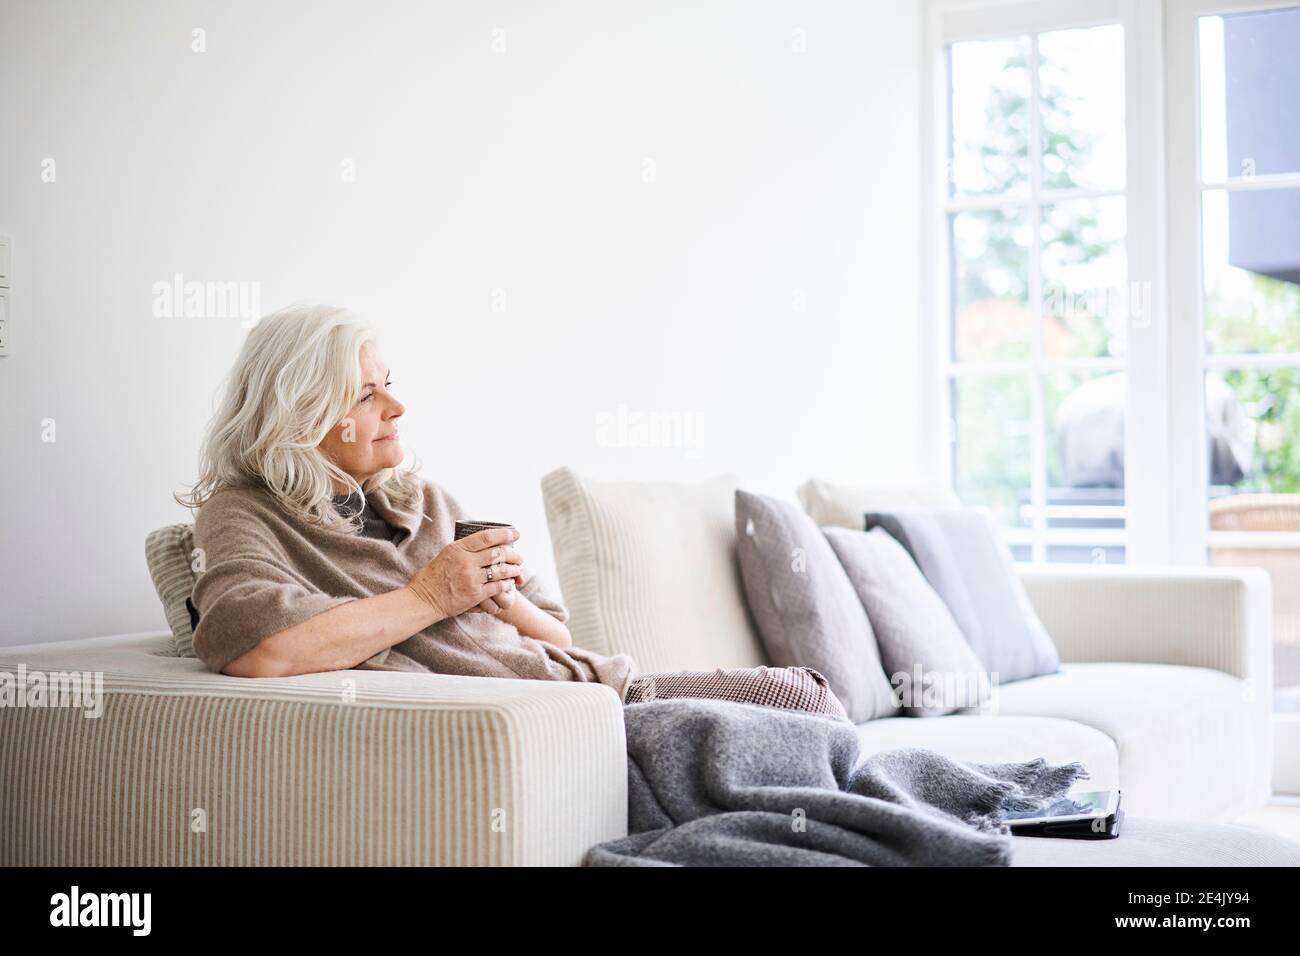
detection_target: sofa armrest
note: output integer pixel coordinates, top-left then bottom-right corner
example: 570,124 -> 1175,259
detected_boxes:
1016,564 -> 1274,807
0,636 -> 628,866
1016,564 -> 1272,683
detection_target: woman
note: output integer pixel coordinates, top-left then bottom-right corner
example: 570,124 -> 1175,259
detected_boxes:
177,304 -> 846,719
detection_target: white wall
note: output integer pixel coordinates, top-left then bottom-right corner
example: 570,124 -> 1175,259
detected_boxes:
0,0 -> 925,645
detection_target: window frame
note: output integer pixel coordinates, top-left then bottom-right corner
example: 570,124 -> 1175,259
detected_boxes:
921,0 -> 1169,564
1165,0 -> 1300,562
925,0 -> 1300,568
923,0 -> 1300,784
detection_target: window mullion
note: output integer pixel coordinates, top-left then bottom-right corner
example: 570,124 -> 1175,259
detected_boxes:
1122,0 -> 1172,566
1028,33 -> 1048,563
1165,0 -> 1210,565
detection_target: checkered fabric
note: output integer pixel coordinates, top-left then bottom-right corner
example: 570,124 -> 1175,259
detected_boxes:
624,665 -> 850,721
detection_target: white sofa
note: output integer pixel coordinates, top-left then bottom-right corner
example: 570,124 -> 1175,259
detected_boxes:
0,472 -> 1281,866
0,565 -> 1274,866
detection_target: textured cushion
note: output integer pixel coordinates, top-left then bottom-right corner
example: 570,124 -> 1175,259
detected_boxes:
797,477 -> 959,530
143,523 -> 198,657
541,468 -> 767,674
866,509 -> 1060,684
960,662 -> 1260,822
734,490 -> 898,722
824,526 -> 990,717
624,665 -> 850,721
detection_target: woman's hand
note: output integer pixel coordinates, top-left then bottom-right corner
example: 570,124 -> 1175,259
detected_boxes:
405,526 -> 524,618
478,574 -> 524,615
478,561 -> 527,614
492,592 -> 573,648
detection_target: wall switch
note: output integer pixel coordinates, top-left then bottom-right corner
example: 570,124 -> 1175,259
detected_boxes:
0,236 -> 9,285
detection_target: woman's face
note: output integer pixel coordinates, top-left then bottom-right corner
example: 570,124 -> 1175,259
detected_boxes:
319,340 -> 405,488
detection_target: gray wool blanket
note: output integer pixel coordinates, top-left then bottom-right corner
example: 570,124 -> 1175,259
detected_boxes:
584,698 -> 1092,866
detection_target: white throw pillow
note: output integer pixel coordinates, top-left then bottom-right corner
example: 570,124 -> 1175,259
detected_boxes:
797,477 -> 960,530
541,467 -> 767,675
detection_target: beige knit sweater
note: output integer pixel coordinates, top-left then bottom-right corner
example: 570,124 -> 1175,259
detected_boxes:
190,477 -> 637,700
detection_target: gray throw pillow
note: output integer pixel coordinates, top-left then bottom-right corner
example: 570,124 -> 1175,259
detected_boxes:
864,509 -> 1060,684
823,527 -> 991,717
735,490 -> 898,723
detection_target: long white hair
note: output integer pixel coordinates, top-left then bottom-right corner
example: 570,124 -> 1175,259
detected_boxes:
176,303 -> 422,531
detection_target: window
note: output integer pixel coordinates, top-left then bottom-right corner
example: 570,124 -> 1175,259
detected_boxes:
942,19 -> 1129,563
926,0 -> 1300,730
1190,5 -> 1300,708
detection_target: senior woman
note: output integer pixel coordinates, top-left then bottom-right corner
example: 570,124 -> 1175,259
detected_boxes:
178,304 -> 846,720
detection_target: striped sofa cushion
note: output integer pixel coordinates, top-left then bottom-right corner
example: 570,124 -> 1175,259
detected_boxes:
143,523 -> 198,657
540,467 -> 767,675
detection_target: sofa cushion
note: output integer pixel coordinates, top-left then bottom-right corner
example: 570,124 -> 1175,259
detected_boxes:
797,477 -> 959,530
1011,817 -> 1300,866
824,526 -> 990,717
855,714 -> 1119,793
865,509 -> 1060,684
144,523 -> 198,657
959,662 -> 1257,822
734,490 -> 899,722
541,467 -> 767,674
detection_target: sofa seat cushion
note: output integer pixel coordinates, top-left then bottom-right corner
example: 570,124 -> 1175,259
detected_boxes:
1011,816 -> 1300,866
958,662 -> 1256,822
855,714 -> 1119,792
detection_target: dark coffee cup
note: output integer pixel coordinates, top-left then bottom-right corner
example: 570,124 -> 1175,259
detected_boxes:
454,519 -> 515,541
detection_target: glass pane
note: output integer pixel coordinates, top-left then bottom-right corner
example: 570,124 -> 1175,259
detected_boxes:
1041,197 -> 1128,359
1205,368 -> 1300,499
951,374 -> 1032,527
1046,369 -> 1126,487
951,207 -> 1032,361
1042,370 -> 1127,551
949,37 -> 1031,197
1199,8 -> 1300,182
1202,188 -> 1300,355
1037,25 -> 1126,192
1047,544 -> 1126,565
